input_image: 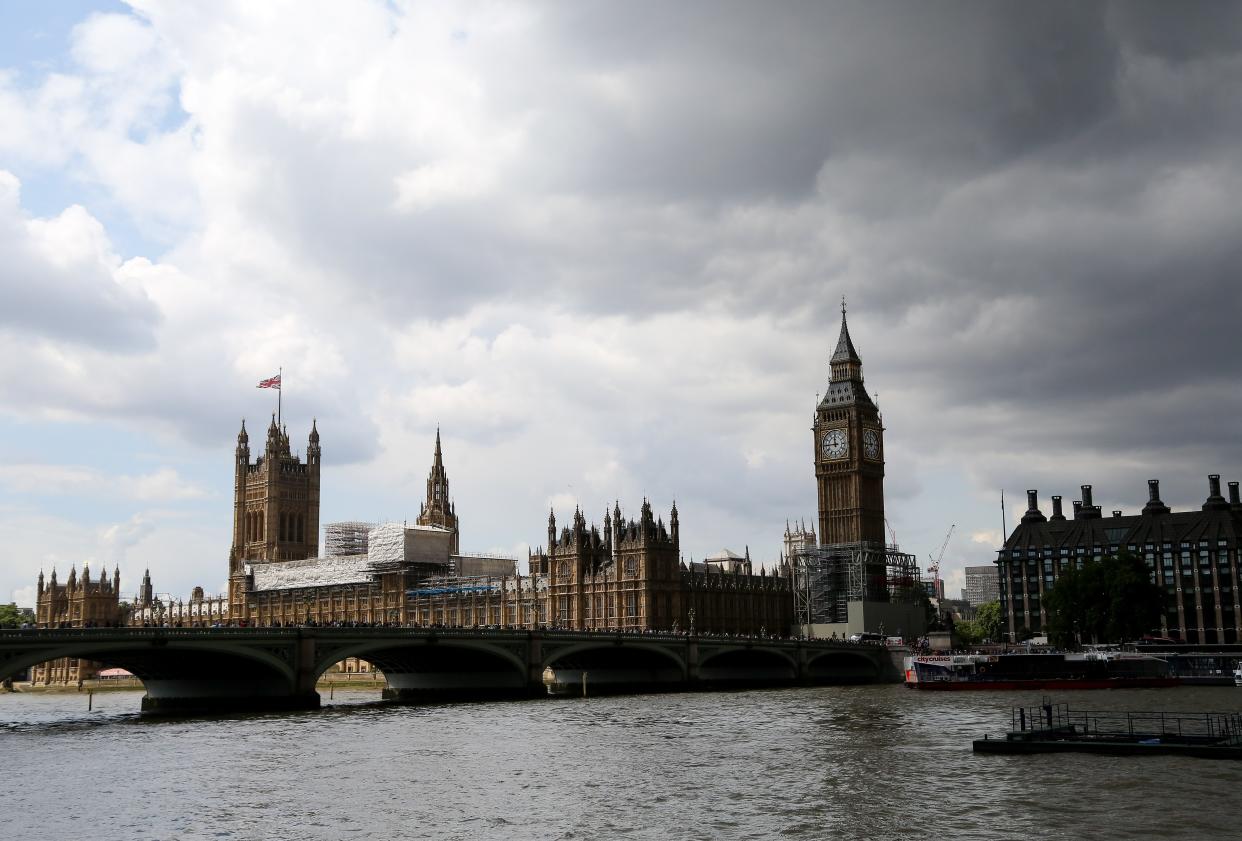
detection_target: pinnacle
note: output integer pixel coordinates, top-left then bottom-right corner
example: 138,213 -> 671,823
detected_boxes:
831,306 -> 861,364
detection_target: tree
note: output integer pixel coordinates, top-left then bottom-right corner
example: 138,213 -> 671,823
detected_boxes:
975,601 -> 1002,642
0,603 -> 34,628
954,619 -> 983,646
1044,551 -> 1164,647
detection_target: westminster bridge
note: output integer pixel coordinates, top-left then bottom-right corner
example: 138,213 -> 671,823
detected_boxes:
0,627 -> 904,715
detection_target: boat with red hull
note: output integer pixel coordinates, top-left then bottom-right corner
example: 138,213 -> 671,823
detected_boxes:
904,652 -> 1180,690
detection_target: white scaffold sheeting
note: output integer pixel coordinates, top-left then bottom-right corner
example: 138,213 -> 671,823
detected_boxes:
250,554 -> 373,591
367,522 -> 453,568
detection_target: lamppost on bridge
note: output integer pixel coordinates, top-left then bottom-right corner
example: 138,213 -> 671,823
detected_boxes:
688,608 -> 696,637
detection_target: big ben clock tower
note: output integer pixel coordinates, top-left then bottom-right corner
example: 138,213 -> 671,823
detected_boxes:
814,302 -> 885,547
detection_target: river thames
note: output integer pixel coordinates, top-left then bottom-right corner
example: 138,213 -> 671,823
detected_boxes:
4,684 -> 1240,840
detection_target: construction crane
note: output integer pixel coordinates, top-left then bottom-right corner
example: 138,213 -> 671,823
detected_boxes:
927,524 -> 955,599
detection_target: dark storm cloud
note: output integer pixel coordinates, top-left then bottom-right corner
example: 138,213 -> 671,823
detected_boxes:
165,0 -> 1242,503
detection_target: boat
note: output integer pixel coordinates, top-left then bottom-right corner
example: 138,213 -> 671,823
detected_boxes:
973,701 -> 1242,759
904,651 -> 1180,690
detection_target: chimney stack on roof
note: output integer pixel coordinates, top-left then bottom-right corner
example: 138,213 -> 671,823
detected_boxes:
1021,490 -> 1047,523
1229,481 -> 1240,510
1143,479 -> 1170,515
1050,495 -> 1064,521
1204,474 -> 1230,511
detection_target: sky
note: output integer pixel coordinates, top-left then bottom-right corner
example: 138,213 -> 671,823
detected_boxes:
2,1 -> 1241,608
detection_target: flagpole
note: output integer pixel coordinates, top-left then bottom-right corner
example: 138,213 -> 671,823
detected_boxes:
278,366 -> 282,429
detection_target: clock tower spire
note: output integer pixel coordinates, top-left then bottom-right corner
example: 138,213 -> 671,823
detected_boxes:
813,301 -> 885,547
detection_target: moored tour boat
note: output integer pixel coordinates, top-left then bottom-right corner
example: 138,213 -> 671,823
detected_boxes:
904,652 -> 1179,690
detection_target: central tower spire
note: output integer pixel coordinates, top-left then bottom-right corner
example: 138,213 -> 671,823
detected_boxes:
416,427 -> 459,553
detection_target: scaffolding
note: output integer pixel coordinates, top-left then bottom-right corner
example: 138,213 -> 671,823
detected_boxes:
324,521 -> 376,557
793,541 -> 923,626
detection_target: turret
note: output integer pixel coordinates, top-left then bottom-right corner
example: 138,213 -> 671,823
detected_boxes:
547,506 -> 556,550
67,565 -> 77,591
670,500 -> 679,545
266,412 -> 280,450
307,419 -> 320,467
140,568 -> 153,608
113,565 -> 121,594
37,569 -> 44,597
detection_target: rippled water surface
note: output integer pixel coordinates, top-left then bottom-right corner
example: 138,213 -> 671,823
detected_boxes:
4,685 -> 1241,840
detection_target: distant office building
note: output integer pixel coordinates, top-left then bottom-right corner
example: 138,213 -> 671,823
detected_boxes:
998,479 -> 1242,644
964,565 -> 1000,606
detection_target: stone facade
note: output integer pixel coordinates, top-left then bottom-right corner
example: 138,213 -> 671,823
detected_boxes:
409,500 -> 791,634
30,563 -> 124,685
228,415 -> 321,613
222,425 -> 791,634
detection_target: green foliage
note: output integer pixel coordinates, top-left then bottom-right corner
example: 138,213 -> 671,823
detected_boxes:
974,601 -> 1003,641
0,603 -> 33,628
954,619 -> 982,645
1043,551 -> 1164,647
953,601 -> 1003,646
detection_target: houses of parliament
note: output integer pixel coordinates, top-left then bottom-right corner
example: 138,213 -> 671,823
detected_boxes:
30,307 -> 904,681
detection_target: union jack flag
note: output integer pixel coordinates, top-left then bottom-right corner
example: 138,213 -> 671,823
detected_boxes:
256,374 -> 281,389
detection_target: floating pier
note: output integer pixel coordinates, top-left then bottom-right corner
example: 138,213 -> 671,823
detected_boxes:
973,701 -> 1242,759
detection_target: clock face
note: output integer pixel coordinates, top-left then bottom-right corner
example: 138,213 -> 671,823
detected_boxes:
822,429 -> 848,460
863,429 -> 879,460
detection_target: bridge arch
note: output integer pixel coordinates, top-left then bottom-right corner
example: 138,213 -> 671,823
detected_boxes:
1,640 -> 297,687
805,648 -> 882,684
541,639 -> 687,695
316,637 -> 530,701
311,637 -> 528,684
542,640 -> 687,677
699,645 -> 799,672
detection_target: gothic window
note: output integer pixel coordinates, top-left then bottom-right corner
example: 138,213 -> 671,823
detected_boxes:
626,593 -> 638,618
559,596 -> 570,622
558,561 -> 570,579
625,557 -> 638,578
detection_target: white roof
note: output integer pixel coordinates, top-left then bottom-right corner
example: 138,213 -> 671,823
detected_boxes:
250,554 -> 374,591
